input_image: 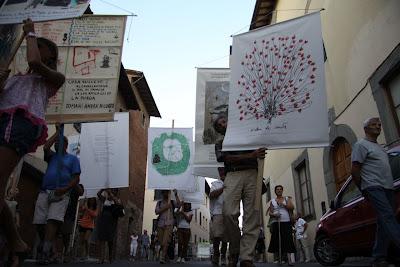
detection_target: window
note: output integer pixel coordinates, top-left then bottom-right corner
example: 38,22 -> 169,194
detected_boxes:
332,138 -> 352,192
297,162 -> 312,217
199,212 -> 202,226
292,150 -> 315,220
370,45 -> 400,145
387,73 -> 400,133
194,235 -> 197,244
338,181 -> 361,208
389,150 -> 400,181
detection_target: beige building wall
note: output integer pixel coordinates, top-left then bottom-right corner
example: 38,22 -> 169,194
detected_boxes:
261,0 -> 400,261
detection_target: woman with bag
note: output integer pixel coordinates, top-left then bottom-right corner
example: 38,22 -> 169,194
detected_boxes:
267,185 -> 296,265
96,189 -> 124,264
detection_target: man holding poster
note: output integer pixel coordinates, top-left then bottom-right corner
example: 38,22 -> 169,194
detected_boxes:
213,114 -> 266,267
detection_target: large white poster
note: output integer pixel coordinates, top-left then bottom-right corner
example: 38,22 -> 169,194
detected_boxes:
79,112 -> 129,190
0,0 -> 90,24
223,12 -> 328,151
178,176 -> 205,204
147,128 -> 195,190
12,15 -> 126,123
194,68 -> 229,178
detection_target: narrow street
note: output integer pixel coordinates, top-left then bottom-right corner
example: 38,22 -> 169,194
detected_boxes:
23,259 -> 374,267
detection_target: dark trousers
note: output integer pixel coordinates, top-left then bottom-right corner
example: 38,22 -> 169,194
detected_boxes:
177,228 -> 191,258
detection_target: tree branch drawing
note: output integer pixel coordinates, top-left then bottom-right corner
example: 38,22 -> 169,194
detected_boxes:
236,35 -> 317,124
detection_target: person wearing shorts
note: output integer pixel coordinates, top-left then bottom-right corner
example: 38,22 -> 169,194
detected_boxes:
210,167 -> 228,266
155,190 -> 181,264
33,128 -> 81,264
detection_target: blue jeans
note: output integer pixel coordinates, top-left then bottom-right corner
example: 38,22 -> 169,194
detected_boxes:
363,187 -> 400,260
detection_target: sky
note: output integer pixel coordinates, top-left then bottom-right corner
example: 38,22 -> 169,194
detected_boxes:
90,0 -> 257,128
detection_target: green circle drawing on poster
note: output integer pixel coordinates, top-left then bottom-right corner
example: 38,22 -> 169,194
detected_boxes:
152,132 -> 190,175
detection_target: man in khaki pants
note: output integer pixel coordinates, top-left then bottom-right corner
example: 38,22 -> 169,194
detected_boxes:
213,114 -> 266,267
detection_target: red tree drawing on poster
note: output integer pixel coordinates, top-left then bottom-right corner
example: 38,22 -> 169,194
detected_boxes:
236,35 -> 317,123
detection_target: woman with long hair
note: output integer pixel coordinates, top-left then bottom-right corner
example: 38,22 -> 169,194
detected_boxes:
78,197 -> 98,260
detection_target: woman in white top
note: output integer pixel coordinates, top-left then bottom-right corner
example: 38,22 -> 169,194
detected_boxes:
130,233 -> 139,261
267,185 -> 296,265
176,202 -> 193,263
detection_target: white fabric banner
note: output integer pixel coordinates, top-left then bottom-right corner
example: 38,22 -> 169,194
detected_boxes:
79,112 -> 129,190
178,176 -> 205,204
147,128 -> 195,190
223,12 -> 328,151
0,0 -> 90,25
194,68 -> 229,178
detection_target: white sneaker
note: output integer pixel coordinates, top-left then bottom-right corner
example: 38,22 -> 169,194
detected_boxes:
176,257 -> 182,263
181,258 -> 186,263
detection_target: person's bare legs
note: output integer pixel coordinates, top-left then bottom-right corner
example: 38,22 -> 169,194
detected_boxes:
0,147 -> 27,253
42,220 -> 60,260
84,230 -> 91,258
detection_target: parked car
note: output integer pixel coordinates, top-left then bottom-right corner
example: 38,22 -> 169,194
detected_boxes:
314,145 -> 400,266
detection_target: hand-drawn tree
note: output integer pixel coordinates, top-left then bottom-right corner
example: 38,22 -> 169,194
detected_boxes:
236,35 -> 317,123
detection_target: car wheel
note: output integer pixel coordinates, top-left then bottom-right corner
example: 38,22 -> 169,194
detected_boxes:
314,235 -> 345,266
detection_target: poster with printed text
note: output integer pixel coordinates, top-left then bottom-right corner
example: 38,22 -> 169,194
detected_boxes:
79,112 -> 129,190
0,0 -> 90,25
12,15 -> 126,123
177,176 -> 205,204
223,12 -> 328,151
193,68 -> 228,178
147,128 -> 196,190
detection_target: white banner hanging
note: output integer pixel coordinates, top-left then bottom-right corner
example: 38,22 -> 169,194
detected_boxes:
178,176 -> 205,204
223,12 -> 328,151
79,112 -> 129,190
0,0 -> 90,24
194,68 -> 229,178
147,128 -> 195,190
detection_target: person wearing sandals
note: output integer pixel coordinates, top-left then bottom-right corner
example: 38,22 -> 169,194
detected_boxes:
155,189 -> 181,264
96,189 -> 122,264
0,18 -> 65,265
32,130 -> 81,265
267,185 -> 296,266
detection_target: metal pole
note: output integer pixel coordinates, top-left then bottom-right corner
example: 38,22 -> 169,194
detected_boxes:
278,218 -> 282,265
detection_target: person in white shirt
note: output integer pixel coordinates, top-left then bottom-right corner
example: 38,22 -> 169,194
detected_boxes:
176,202 -> 193,263
210,167 -> 228,266
294,212 -> 310,263
130,233 -> 139,261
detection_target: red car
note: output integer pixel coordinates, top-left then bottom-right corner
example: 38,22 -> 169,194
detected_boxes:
314,146 -> 400,266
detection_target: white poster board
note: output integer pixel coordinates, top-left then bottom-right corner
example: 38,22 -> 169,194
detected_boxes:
0,0 -> 90,25
13,15 -> 126,123
223,12 -> 328,151
197,242 -> 211,258
194,68 -> 229,178
79,112 -> 129,190
147,128 -> 195,190
178,176 -> 205,204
